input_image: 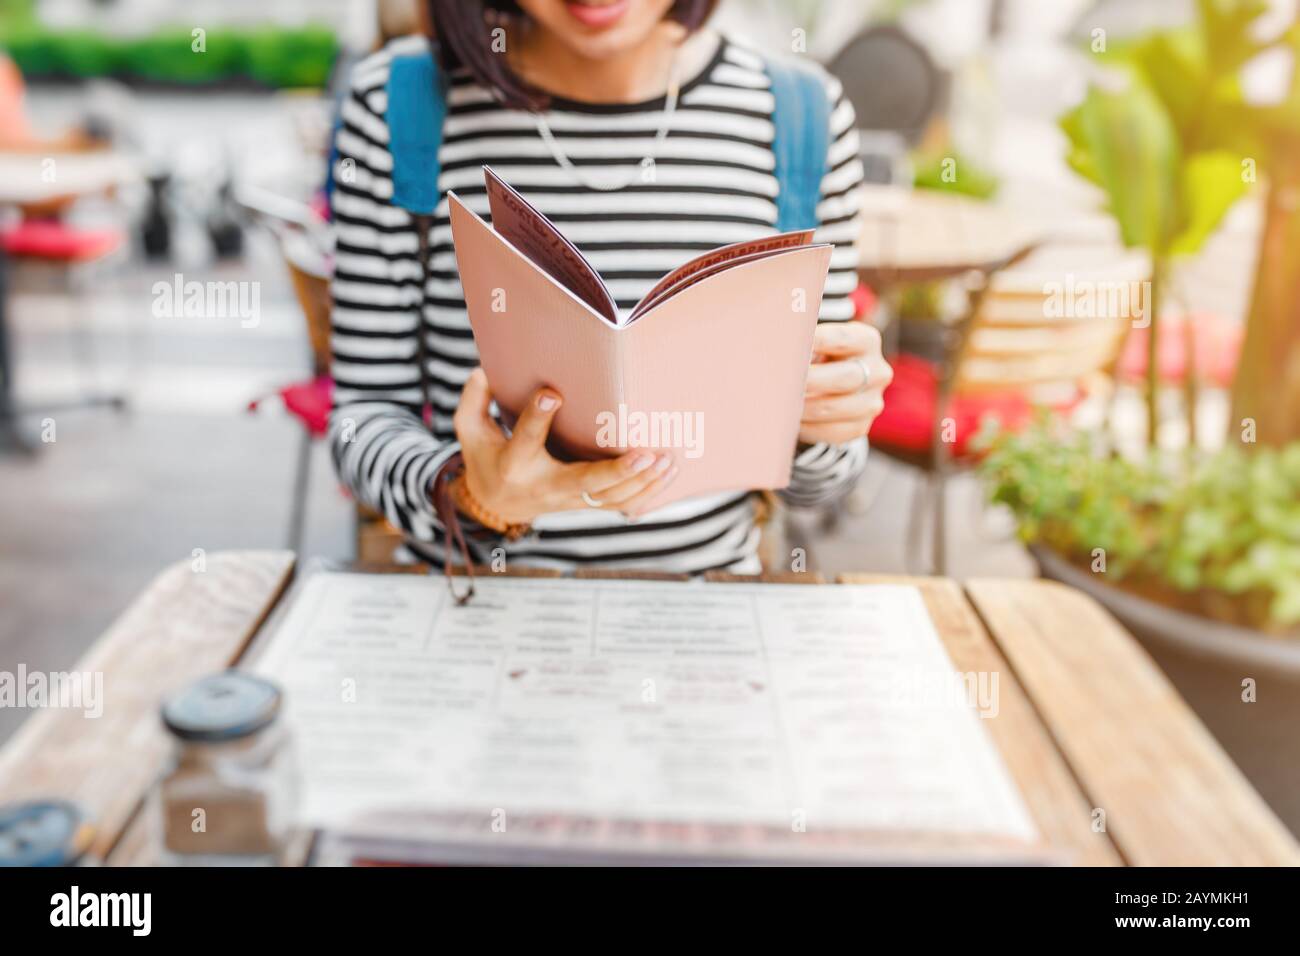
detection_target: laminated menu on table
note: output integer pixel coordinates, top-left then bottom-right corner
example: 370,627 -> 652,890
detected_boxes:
252,572 -> 1045,864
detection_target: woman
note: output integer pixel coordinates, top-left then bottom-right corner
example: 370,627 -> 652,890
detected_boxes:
330,0 -> 891,575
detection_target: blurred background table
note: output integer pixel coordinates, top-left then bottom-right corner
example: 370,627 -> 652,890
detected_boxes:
0,150 -> 139,453
853,184 -> 1048,574
0,152 -> 137,207
0,551 -> 1294,867
856,184 -> 1043,288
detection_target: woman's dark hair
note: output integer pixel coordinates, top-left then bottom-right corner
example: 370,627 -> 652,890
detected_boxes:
426,0 -> 718,110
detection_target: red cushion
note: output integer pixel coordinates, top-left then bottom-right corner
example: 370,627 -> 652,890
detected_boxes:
0,220 -> 123,261
868,354 -> 1038,458
1117,312 -> 1242,389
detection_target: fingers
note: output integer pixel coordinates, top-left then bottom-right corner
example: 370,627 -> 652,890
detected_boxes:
799,375 -> 885,446
508,386 -> 563,456
811,319 -> 878,359
615,460 -> 681,519
591,453 -> 675,506
806,349 -> 894,396
802,387 -> 885,425
562,451 -> 679,518
805,357 -> 872,396
799,421 -> 869,445
563,449 -> 665,497
452,368 -> 505,450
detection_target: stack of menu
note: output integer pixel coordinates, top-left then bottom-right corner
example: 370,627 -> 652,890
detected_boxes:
254,573 -> 1045,865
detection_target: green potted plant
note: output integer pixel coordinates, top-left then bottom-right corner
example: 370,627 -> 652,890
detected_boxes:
980,419 -> 1300,633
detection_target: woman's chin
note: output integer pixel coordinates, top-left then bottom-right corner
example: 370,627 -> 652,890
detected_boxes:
558,31 -> 647,62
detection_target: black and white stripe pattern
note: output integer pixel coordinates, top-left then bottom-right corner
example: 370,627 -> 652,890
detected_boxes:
329,35 -> 867,573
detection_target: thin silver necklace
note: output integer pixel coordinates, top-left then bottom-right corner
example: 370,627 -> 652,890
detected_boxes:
532,48 -> 681,192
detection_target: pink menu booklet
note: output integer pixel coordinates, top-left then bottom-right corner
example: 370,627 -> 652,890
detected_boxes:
448,167 -> 833,509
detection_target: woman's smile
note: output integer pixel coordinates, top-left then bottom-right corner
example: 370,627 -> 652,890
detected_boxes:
563,0 -> 633,30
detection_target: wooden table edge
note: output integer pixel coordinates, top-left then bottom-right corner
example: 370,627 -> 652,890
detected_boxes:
963,576 -> 1300,867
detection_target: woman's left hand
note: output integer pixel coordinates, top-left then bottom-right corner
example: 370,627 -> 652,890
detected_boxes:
798,320 -> 893,446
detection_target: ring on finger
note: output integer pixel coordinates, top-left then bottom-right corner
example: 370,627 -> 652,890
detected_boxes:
581,490 -> 604,509
854,358 -> 871,392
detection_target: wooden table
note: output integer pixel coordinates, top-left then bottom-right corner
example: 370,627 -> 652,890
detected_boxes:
0,550 -> 1295,866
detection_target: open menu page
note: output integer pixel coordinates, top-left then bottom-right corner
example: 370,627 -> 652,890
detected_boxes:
253,573 -> 1040,862
483,167 -> 619,323
629,229 -> 814,320
481,167 -> 823,327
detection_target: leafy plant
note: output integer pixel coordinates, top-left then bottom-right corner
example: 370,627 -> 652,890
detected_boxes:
977,418 -> 1300,631
1059,0 -> 1258,446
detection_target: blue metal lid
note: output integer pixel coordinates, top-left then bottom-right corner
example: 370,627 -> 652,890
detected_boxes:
0,800 -> 92,867
161,671 -> 282,743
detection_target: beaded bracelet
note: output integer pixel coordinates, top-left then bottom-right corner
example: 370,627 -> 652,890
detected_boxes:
450,473 -> 532,541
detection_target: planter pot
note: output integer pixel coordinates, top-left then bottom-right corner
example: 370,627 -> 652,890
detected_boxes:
1030,544 -> 1300,836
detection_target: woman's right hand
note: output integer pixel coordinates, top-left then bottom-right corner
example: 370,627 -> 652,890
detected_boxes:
452,368 -> 679,524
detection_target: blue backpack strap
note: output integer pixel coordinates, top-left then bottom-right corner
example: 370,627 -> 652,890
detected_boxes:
386,47 -> 447,216
384,44 -> 447,427
767,57 -> 831,233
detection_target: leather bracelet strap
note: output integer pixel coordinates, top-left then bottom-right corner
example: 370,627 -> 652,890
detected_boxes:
430,451 -> 475,605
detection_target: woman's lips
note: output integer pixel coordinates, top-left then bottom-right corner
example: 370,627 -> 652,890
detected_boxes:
564,0 -> 632,29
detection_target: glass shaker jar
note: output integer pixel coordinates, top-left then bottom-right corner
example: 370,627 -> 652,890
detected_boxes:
156,671 -> 296,865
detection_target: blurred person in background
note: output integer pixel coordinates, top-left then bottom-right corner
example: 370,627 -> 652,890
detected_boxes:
329,0 -> 892,575
0,52 -> 105,155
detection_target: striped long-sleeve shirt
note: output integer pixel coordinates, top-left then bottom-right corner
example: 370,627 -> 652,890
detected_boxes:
329,34 -> 867,574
